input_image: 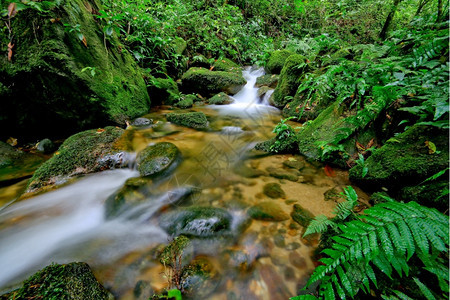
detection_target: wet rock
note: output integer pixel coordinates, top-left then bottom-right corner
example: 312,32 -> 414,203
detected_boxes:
255,74 -> 279,88
208,92 -> 234,105
1,0 -> 150,138
291,204 -> 315,228
259,264 -> 293,299
285,199 -> 297,205
131,118 -> 152,127
263,182 -> 286,199
180,67 -> 246,97
36,138 -> 55,153
273,233 -> 286,248
257,86 -> 271,99
166,112 -> 208,129
160,207 -> 233,238
265,50 -> 295,74
0,262 -> 113,300
247,202 -> 289,222
283,159 -> 305,170
286,242 -> 301,251
284,266 -> 297,282
136,142 -> 181,177
266,167 -> 298,181
26,127 -> 128,193
180,257 -> 219,299
289,251 -> 307,269
175,95 -> 194,109
133,280 -> 154,300
233,163 -> 266,178
159,235 -> 194,268
224,249 -> 255,272
212,58 -> 242,74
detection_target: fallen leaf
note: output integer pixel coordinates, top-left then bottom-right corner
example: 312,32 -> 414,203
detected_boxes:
367,138 -> 374,149
355,141 -> 365,152
81,36 -> 88,47
96,128 -> 105,133
8,3 -> 17,18
7,137 -> 17,146
7,43 -> 14,61
324,165 -> 336,177
425,141 -> 437,154
288,157 -> 297,162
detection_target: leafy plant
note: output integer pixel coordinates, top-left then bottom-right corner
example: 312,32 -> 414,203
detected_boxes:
355,153 -> 368,178
269,117 -> 299,153
295,201 -> 449,300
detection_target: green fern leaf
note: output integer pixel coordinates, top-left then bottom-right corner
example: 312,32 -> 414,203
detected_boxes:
395,219 -> 415,260
303,215 -> 334,237
386,222 -> 405,256
372,252 -> 393,278
332,275 -> 347,300
393,290 -> 415,300
368,230 -> 380,258
323,281 -> 336,300
365,263 -> 377,288
416,218 -> 446,252
377,226 -> 394,260
413,277 -> 437,300
337,265 -> 353,295
405,217 -> 429,255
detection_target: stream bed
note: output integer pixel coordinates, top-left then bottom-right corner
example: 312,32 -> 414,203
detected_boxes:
0,67 -> 357,299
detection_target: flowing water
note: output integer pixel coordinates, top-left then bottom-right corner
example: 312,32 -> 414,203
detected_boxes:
0,67 -> 354,299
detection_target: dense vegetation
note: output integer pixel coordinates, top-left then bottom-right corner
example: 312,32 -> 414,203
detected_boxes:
1,0 -> 449,299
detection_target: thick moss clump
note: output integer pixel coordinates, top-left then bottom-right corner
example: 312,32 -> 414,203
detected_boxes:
136,142 -> 181,177
349,125 -> 449,190
146,76 -> 180,106
247,202 -> 289,221
0,0 -> 150,139
212,58 -> 242,74
255,74 -> 279,88
166,112 -> 208,129
180,67 -> 246,97
208,92 -> 233,105
1,262 -> 113,300
265,50 -> 294,74
272,54 -> 308,108
27,126 -> 126,193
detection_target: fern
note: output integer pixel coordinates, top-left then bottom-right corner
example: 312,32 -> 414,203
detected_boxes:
303,215 -> 336,237
299,201 -> 449,299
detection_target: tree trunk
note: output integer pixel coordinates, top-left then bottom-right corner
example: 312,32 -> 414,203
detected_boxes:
379,0 -> 402,40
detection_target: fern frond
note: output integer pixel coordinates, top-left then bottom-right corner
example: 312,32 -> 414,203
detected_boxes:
413,277 -> 437,300
303,215 -> 335,237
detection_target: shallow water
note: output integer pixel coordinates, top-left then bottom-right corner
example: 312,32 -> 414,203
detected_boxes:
0,67 -> 355,299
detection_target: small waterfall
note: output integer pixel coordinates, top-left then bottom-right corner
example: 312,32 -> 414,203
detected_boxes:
230,66 -> 265,106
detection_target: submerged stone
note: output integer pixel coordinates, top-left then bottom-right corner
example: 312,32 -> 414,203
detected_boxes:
166,112 -> 208,129
247,202 -> 289,221
159,207 -> 233,238
133,280 -> 154,300
263,182 -> 286,199
131,118 -> 152,127
266,167 -> 299,182
0,0 -> 150,138
36,138 -> 55,154
26,127 -> 128,193
180,257 -> 218,299
0,262 -> 113,300
291,204 -> 314,228
136,142 -> 181,177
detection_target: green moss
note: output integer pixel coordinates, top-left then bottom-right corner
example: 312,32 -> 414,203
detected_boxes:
136,142 -> 181,177
208,92 -> 233,105
266,167 -> 298,181
265,50 -> 294,74
212,58 -> 241,74
290,204 -> 315,228
147,76 -> 180,106
1,262 -> 112,300
27,126 -> 124,192
166,112 -> 208,129
272,54 -> 308,108
263,182 -> 286,199
255,74 -> 279,88
247,202 -> 289,221
175,96 -> 194,108
282,91 -> 332,122
349,125 -> 449,190
0,0 -> 150,138
170,37 -> 187,55
399,180 -> 449,211
180,67 -> 246,97
159,235 -> 193,267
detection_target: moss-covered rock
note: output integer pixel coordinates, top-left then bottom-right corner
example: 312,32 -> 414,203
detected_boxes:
349,125 -> 449,190
208,92 -> 234,105
1,262 -> 113,300
180,257 -> 218,299
282,91 -> 332,122
170,37 -> 187,55
266,167 -> 298,181
0,142 -> 45,183
255,74 -> 279,88
175,95 -> 194,109
265,50 -> 294,74
159,235 -> 194,268
291,204 -> 315,228
166,112 -> 208,129
212,58 -> 241,74
272,54 -> 308,108
159,207 -> 233,238
26,126 -> 128,193
136,142 -> 181,177
263,183 -> 286,199
180,67 -> 246,97
247,202 -> 289,221
0,0 -> 150,139
146,76 -> 180,106
399,180 -> 449,211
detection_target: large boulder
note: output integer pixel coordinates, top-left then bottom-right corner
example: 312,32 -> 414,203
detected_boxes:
212,58 -> 242,74
0,0 -> 150,139
272,54 -> 308,108
136,142 -> 181,177
26,126 -> 129,193
0,262 -> 113,300
180,67 -> 246,97
146,75 -> 180,106
349,125 -> 449,190
265,50 -> 294,74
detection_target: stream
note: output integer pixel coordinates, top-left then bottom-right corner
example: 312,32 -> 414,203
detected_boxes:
0,67 -> 353,299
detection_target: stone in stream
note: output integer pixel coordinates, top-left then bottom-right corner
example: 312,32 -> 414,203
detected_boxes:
133,280 -> 154,300
266,166 -> 298,182
36,138 -> 56,154
263,182 -> 286,199
289,251 -> 307,269
26,127 -> 130,194
208,92 -> 234,105
291,204 -> 315,228
283,158 -> 306,170
180,257 -> 219,299
136,142 -> 181,177
0,262 -> 113,300
175,94 -> 199,109
159,207 -> 233,238
255,74 -> 279,88
247,201 -> 289,222
159,235 -> 194,269
131,117 -> 152,127
232,163 -> 266,178
166,112 -> 208,129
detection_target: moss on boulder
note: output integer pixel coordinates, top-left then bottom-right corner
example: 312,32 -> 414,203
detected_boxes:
180,67 -> 245,97
159,235 -> 194,268
272,54 -> 308,108
399,180 -> 449,211
212,58 -> 241,74
265,50 -> 294,74
166,112 -> 208,129
349,125 -> 449,190
256,74 -> 279,88
26,126 -> 128,193
136,142 -> 181,177
1,262 -> 113,300
208,92 -> 234,105
146,76 -> 180,106
0,0 -> 150,139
